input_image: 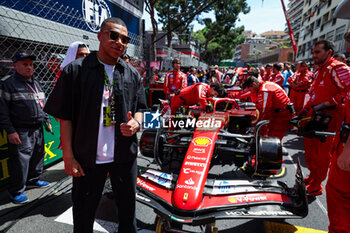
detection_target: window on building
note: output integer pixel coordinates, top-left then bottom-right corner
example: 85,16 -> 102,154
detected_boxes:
327,31 -> 334,41
307,41 -> 312,51
335,25 -> 346,41
315,19 -> 321,29
328,0 -> 332,7
332,18 -> 337,26
126,0 -> 143,11
322,13 -> 329,24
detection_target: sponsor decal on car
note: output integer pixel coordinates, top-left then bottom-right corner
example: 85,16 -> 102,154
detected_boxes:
225,210 -> 294,216
192,137 -> 212,146
183,168 -> 202,175
185,178 -> 195,185
187,155 -> 206,161
192,148 -> 205,153
228,194 -> 268,204
137,178 -> 155,191
184,161 -> 206,167
176,184 -> 198,190
158,173 -> 169,185
217,180 -> 231,193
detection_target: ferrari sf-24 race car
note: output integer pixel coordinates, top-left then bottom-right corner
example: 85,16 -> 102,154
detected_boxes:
136,97 -> 308,233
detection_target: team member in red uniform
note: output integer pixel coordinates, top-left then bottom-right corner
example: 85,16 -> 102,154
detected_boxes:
262,64 -> 273,81
259,67 -> 266,79
170,83 -> 225,115
270,64 -> 284,87
288,61 -> 313,113
163,58 -> 187,99
298,40 -> 350,196
326,94 -> 350,233
270,63 -> 285,87
242,76 -> 294,140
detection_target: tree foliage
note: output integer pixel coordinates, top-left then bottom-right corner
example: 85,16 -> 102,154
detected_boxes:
145,0 -> 159,61
155,0 -> 211,46
193,0 -> 250,64
154,0 -> 250,64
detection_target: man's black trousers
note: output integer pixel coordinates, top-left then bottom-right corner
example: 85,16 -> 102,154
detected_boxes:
8,127 -> 45,196
72,159 -> 137,233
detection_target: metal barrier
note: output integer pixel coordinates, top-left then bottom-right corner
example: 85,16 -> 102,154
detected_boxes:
0,0 -> 143,96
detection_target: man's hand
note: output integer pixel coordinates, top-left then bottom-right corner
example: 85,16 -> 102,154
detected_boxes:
63,152 -> 85,177
337,150 -> 350,172
8,132 -> 21,144
44,122 -> 53,134
120,111 -> 139,136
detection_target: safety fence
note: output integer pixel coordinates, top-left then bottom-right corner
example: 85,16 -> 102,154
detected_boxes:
0,0 -> 143,96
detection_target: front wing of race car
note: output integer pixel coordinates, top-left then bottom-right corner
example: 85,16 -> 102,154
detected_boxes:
136,160 -> 308,226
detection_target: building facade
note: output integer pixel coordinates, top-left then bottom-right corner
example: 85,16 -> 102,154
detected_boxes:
260,31 -> 288,43
234,37 -> 272,62
297,0 -> 350,61
286,0 -> 304,44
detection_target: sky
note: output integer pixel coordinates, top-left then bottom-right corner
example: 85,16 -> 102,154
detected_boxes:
142,0 -> 287,34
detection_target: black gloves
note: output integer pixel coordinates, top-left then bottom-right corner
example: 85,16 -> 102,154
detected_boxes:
312,102 -> 326,111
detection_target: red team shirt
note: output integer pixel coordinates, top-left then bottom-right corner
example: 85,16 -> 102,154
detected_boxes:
269,72 -> 285,87
163,70 -> 187,98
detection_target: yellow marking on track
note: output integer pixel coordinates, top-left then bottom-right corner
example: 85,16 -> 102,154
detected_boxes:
264,221 -> 327,233
254,166 -> 286,178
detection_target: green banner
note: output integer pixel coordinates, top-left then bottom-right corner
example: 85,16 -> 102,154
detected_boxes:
0,116 -> 62,188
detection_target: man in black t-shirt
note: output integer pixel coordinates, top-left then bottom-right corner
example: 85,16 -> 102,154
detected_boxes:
44,18 -> 146,233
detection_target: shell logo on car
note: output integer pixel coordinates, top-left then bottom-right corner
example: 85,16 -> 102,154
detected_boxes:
193,137 -> 212,146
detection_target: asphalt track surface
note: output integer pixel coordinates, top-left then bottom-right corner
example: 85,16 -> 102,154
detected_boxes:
0,131 -> 329,233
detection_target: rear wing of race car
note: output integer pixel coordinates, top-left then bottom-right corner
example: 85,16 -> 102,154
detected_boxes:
136,159 -> 308,226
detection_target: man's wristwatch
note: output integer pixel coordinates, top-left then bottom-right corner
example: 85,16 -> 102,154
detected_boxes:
136,120 -> 142,131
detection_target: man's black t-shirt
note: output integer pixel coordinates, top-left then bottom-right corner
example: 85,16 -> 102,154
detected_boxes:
44,51 -> 147,167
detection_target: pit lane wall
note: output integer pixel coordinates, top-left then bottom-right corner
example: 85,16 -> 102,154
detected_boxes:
0,117 -> 62,188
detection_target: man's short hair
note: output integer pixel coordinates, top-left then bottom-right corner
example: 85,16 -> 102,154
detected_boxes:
315,40 -> 335,55
265,63 -> 272,68
101,17 -> 127,29
172,58 -> 181,65
344,30 -> 350,43
210,83 -> 225,97
297,61 -> 309,68
247,69 -> 259,78
273,63 -> 282,71
242,76 -> 259,90
333,53 -> 346,60
190,67 -> 196,73
78,44 -> 88,49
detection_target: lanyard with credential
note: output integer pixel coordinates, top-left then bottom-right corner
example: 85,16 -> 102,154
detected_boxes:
103,70 -> 115,106
25,81 -> 44,109
98,56 -> 117,126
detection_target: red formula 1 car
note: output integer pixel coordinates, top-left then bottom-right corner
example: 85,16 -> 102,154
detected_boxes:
137,98 -> 308,233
